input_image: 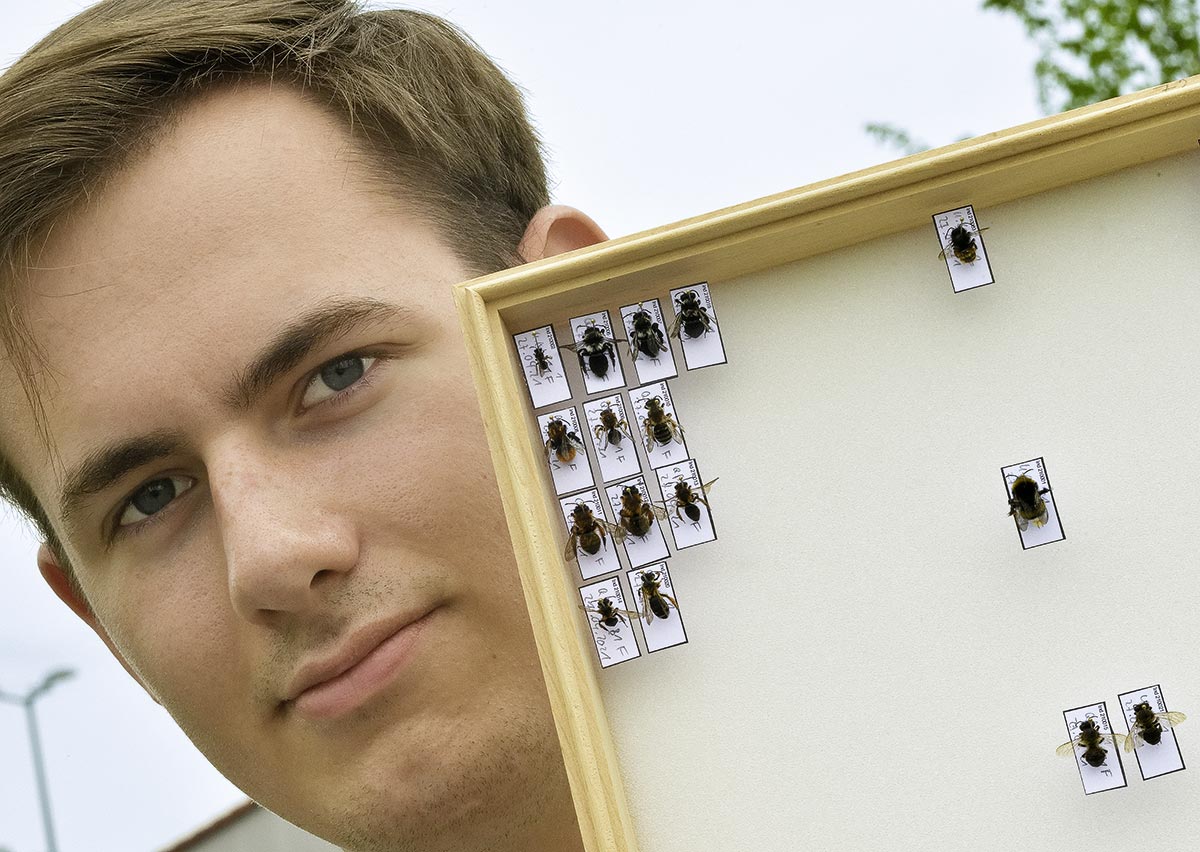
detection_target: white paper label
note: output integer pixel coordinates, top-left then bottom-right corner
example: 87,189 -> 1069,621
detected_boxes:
605,475 -> 670,568
1118,684 -> 1185,780
579,577 -> 641,668
1001,457 -> 1065,549
654,460 -> 717,549
513,324 -> 572,408
933,205 -> 994,293
628,381 -> 690,469
619,298 -> 679,384
566,310 -> 626,395
561,489 -> 622,581
627,563 -> 687,652
537,406 -> 594,496
582,393 -> 642,483
667,282 -> 727,369
1062,702 -> 1127,795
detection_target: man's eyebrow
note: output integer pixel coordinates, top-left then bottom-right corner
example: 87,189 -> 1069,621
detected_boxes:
57,296 -> 409,542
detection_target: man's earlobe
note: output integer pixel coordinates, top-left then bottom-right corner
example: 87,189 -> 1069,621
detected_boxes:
518,205 -> 609,263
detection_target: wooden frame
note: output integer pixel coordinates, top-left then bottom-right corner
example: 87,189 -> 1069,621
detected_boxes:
452,75 -> 1200,851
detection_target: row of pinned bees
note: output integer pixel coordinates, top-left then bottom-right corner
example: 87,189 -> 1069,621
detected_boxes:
1059,704 -> 1186,766
529,289 -> 713,381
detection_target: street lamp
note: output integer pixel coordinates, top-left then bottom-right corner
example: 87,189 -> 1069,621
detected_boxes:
0,668 -> 75,852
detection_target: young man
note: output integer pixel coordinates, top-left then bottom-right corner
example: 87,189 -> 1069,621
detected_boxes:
0,2 -> 604,850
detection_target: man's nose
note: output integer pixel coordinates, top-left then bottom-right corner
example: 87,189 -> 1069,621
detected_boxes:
208,441 -> 359,623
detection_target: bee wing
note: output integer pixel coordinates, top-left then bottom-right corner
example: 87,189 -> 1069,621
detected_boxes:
1159,711 -> 1187,728
648,502 -> 669,521
1107,731 -> 1128,751
700,477 -> 719,494
563,534 -> 580,562
1124,727 -> 1144,752
596,516 -> 626,540
640,588 -> 655,624
1056,737 -> 1083,756
666,311 -> 683,339
567,432 -> 586,450
556,340 -> 583,353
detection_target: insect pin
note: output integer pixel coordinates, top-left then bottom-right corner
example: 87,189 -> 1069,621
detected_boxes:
564,501 -> 625,562
593,404 -> 630,450
628,305 -> 667,361
938,222 -> 989,265
1006,474 -> 1049,530
1056,718 -> 1125,767
667,289 -> 713,339
635,570 -> 679,624
1124,701 -> 1186,752
617,484 -> 668,539
641,396 -> 684,451
544,417 -> 585,465
561,322 -> 622,379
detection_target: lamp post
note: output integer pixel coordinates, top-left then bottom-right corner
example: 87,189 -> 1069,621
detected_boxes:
0,668 -> 75,852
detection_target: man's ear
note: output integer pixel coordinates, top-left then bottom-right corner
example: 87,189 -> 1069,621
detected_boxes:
37,542 -> 161,705
517,205 -> 609,263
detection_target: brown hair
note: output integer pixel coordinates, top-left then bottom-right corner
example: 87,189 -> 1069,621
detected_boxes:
0,0 -> 549,600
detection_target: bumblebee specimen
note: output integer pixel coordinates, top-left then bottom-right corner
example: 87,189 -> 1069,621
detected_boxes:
641,396 -> 684,450
564,502 -> 625,562
1057,718 -> 1124,767
668,290 -> 713,339
938,223 -> 989,265
561,324 -> 621,378
544,417 -> 585,465
593,405 -> 631,450
531,344 -> 553,377
635,570 -> 679,624
580,596 -> 636,631
665,477 -> 718,523
1124,702 -> 1186,752
628,306 -> 667,360
618,484 -> 668,539
1007,474 -> 1049,530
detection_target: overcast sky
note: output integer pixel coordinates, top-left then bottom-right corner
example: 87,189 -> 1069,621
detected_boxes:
0,2 -> 1042,850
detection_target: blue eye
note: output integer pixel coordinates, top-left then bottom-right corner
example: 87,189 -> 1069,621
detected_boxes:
300,354 -> 379,409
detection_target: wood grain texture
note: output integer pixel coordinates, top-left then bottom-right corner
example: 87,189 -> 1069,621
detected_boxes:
452,74 -> 1200,851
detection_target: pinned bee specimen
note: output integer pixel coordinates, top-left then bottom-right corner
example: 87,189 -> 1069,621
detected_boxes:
578,579 -> 643,666
531,339 -> 553,377
628,305 -> 668,361
937,222 -> 990,265
634,570 -> 679,624
618,484 -> 668,539
1057,718 -> 1125,768
564,501 -> 626,562
666,476 -> 718,524
580,596 -> 638,632
1006,474 -> 1049,530
514,324 -> 572,408
593,404 -> 631,451
1124,702 -> 1187,752
667,289 -> 713,340
544,416 -> 585,465
642,395 -> 685,451
561,322 -> 621,379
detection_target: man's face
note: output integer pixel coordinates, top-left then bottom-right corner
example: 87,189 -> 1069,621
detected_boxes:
0,85 -> 576,851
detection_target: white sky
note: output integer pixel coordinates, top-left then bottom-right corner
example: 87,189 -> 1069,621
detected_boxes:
0,1 -> 1041,849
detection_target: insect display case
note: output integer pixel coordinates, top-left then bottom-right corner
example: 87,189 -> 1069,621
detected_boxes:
453,75 -> 1200,851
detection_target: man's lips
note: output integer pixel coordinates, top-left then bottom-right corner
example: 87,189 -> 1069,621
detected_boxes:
284,609 -> 436,720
